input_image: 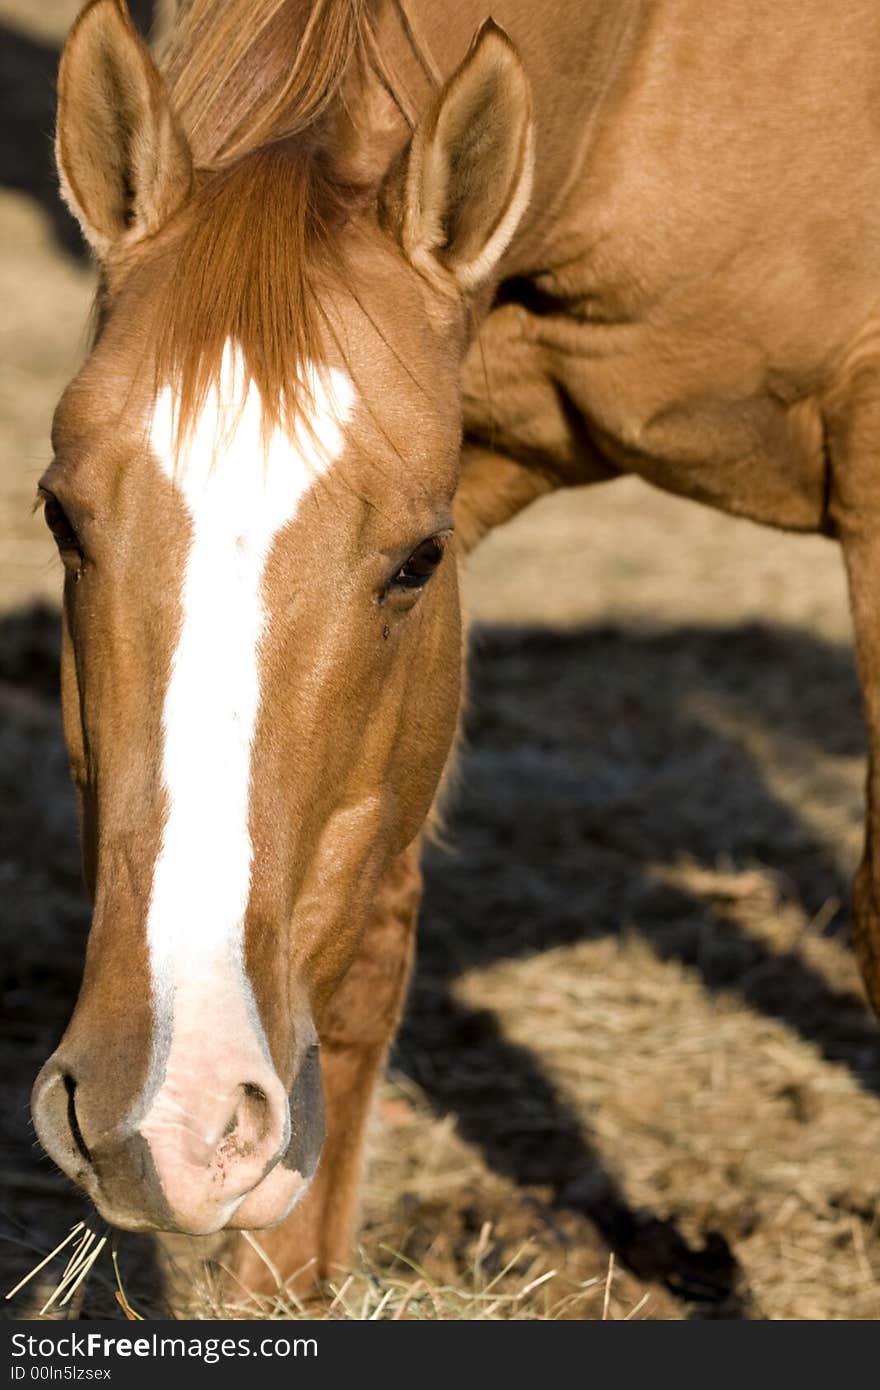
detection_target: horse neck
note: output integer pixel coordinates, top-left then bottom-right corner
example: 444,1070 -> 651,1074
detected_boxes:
376,0 -> 644,276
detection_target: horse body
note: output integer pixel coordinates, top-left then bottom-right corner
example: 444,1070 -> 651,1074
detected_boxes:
444,0 -> 880,534
29,0 -> 880,1295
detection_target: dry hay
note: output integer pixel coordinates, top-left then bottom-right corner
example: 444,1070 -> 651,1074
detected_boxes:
453,922 -> 880,1321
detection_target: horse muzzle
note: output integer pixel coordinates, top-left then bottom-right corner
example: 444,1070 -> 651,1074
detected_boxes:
31,1035 -> 325,1235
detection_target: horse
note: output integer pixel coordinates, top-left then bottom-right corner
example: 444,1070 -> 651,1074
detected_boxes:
33,0 -> 880,1297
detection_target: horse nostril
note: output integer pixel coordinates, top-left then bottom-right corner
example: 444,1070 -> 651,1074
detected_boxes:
32,1062 -> 95,1185
219,1083 -> 272,1160
62,1073 -> 92,1167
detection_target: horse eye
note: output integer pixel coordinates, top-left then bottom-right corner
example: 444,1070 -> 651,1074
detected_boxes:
42,494 -> 81,553
391,536 -> 445,590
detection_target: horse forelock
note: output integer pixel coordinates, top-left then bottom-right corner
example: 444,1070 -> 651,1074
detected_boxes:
95,0 -> 380,454
149,142 -> 354,457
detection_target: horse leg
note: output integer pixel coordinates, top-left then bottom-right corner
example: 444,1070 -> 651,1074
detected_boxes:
225,842 -> 422,1299
834,529 -> 880,1017
829,375 -> 880,1017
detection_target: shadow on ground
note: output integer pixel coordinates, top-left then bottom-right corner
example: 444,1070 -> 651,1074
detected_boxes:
406,624 -> 877,1315
1,604 -> 877,1316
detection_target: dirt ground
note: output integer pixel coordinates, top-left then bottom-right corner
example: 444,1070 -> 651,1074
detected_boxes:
2,1 -> 879,1322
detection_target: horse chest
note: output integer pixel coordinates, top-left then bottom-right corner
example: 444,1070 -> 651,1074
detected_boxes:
483,256 -> 837,533
562,313 -> 832,532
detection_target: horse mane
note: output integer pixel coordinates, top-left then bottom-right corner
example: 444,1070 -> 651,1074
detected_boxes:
161,0 -> 373,166
150,0 -> 380,445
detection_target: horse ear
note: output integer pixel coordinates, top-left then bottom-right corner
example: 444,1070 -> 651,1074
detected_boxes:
56,0 -> 192,260
384,19 -> 533,293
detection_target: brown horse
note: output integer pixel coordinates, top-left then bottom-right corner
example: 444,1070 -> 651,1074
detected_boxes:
33,0 -> 880,1295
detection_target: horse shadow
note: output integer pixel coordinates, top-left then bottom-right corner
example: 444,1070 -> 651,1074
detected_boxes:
1,603 -> 877,1317
0,1 -> 159,261
401,622 -> 878,1316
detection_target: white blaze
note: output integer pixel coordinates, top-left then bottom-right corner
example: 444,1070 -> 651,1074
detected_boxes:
144,346 -> 354,1090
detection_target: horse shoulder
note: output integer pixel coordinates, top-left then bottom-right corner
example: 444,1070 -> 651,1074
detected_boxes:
464,1 -> 880,532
